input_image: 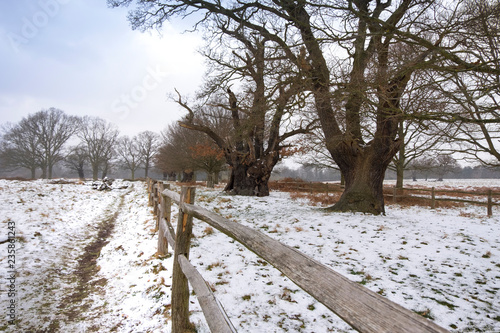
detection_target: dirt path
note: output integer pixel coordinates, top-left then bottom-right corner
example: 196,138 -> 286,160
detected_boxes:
15,187 -> 129,333
3,181 -> 174,333
50,192 -> 127,331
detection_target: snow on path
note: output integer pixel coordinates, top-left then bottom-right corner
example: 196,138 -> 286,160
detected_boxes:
0,180 -> 173,332
0,179 -> 126,331
1,179 -> 499,332
64,181 -> 174,332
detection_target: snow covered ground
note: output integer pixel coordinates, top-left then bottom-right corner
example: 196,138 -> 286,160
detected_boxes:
0,179 -> 499,332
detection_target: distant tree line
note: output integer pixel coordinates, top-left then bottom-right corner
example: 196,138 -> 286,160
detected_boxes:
274,161 -> 500,183
0,108 -> 161,180
2,106 -> 499,187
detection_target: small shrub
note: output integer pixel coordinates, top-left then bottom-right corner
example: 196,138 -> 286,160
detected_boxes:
206,261 -> 225,271
203,226 -> 214,237
415,308 -> 434,320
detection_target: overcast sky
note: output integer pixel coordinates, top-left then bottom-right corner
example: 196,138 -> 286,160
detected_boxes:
0,0 -> 205,136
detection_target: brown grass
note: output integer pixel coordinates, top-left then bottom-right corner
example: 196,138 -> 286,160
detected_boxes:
386,193 -> 465,209
202,226 -> 214,237
280,181 -> 496,210
288,191 -> 340,207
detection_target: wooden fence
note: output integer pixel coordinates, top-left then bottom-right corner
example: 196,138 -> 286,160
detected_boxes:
271,180 -> 500,216
147,178 -> 450,333
391,186 -> 499,216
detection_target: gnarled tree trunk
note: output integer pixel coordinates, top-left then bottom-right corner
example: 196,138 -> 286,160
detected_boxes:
224,153 -> 278,196
329,140 -> 400,214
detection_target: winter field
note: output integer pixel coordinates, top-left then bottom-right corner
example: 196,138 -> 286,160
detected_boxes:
0,178 -> 499,332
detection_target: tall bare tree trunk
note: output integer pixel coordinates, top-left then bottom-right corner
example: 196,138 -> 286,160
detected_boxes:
144,162 -> 149,178
92,164 -> 99,180
207,173 -> 215,188
77,166 -> 85,180
41,164 -> 47,179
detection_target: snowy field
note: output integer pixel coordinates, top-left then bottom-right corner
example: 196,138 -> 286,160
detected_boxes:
0,179 -> 499,332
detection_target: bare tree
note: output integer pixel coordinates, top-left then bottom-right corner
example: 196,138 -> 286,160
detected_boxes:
78,116 -> 119,180
116,135 -> 143,180
434,0 -> 500,165
0,122 -> 42,178
136,130 -> 161,178
0,108 -> 78,178
390,71 -> 456,188
187,138 -> 226,187
23,108 -> 79,178
408,155 -> 437,181
435,154 -> 459,181
176,28 -> 316,196
154,143 -> 178,181
65,144 -> 88,180
156,123 -> 226,183
111,0 -> 500,213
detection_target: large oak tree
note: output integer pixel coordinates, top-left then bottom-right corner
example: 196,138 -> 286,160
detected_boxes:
175,25 -> 316,196
111,0 -> 500,213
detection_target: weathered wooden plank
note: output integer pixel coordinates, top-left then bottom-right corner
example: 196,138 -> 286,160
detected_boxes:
153,183 -> 159,215
182,202 -> 449,333
178,255 -> 236,333
431,187 -> 436,209
172,187 -> 196,333
147,179 -> 155,206
162,189 -> 181,205
396,195 -> 499,206
159,183 -> 173,255
159,218 -> 176,249
156,182 -> 165,231
399,187 -> 497,196
157,214 -> 168,255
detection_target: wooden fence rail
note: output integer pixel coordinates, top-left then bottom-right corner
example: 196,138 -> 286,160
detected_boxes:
272,181 -> 499,216
391,187 -> 499,216
147,178 -> 450,333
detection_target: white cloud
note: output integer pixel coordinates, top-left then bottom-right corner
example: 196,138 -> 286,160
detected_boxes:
0,0 -> 205,137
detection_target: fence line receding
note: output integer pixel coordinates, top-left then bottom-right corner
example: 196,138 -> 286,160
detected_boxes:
147,178 -> 449,333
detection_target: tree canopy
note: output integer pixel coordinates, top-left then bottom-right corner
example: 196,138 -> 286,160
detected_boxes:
109,0 -> 500,213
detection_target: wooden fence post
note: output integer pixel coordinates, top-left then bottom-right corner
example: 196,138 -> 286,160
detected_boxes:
147,178 -> 153,206
172,186 -> 196,333
431,187 -> 435,209
487,189 -> 493,217
156,182 -> 164,232
153,182 -> 159,216
157,183 -> 171,256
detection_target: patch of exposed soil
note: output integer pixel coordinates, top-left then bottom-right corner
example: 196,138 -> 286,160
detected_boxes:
47,193 -> 127,330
